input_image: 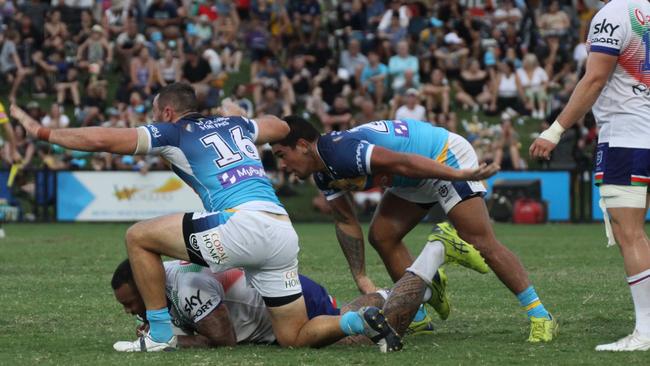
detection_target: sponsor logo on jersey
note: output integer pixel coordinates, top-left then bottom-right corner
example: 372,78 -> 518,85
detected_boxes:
590,37 -> 620,46
593,18 -> 620,37
393,120 -> 410,137
201,231 -> 228,264
184,289 -> 215,320
283,270 -> 300,289
219,164 -> 266,188
195,117 -> 231,131
148,125 -> 162,138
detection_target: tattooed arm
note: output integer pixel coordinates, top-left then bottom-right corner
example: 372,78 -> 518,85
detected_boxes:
329,194 -> 377,294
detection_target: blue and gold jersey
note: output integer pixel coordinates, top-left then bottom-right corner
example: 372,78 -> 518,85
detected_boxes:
139,114 -> 285,213
314,119 -> 453,200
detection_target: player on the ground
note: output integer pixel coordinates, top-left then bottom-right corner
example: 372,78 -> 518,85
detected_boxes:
530,0 -> 650,351
111,259 -> 434,349
10,83 -> 404,352
272,117 -> 557,342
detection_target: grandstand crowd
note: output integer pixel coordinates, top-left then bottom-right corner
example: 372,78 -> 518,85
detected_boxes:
0,0 -> 602,202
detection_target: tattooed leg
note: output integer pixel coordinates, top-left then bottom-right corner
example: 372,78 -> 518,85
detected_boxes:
340,292 -> 386,313
382,272 -> 427,336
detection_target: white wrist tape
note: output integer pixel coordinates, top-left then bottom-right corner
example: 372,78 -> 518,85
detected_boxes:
538,121 -> 566,144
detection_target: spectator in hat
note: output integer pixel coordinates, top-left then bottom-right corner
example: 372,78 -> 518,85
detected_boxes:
77,25 -> 113,73
394,88 -> 426,120
435,31 -> 469,81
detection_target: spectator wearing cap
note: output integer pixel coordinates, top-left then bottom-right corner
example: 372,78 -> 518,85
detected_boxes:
454,58 -> 492,112
339,39 -> 368,88
421,68 -> 450,116
144,0 -> 182,41
517,53 -> 549,119
76,25 -> 113,73
388,40 -> 419,95
435,32 -> 469,81
394,88 -> 426,121
360,50 -> 388,106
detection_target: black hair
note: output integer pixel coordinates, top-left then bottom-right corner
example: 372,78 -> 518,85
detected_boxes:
274,116 -> 320,148
156,82 -> 199,114
111,259 -> 134,290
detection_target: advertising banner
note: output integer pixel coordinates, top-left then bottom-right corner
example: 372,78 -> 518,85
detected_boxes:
57,172 -> 203,221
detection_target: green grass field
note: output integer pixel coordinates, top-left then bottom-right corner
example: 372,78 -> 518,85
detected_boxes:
0,222 -> 648,365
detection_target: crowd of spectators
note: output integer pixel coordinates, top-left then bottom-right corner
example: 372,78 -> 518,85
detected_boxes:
0,0 -> 602,213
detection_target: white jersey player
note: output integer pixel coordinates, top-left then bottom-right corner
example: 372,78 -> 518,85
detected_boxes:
531,0 -> 650,351
112,260 -> 343,348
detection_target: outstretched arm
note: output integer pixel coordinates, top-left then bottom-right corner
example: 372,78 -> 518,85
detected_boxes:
10,104 -> 138,155
328,194 -> 377,294
370,146 -> 499,181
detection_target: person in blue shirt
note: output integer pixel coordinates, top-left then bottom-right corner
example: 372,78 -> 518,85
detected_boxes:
271,116 -> 557,342
360,50 -> 388,106
9,83 -> 404,352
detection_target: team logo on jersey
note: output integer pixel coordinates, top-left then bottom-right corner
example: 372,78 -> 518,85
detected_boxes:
189,234 -> 200,251
438,184 -> 449,198
329,176 -> 368,191
596,150 -> 603,166
593,18 -> 620,37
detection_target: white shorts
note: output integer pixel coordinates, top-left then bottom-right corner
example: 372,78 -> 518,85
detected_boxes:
388,133 -> 487,213
183,210 -> 301,300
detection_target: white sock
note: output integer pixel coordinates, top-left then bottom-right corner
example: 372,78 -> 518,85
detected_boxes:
627,268 -> 650,337
406,241 -> 445,286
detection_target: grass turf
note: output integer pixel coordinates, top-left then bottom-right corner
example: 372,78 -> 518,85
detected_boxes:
0,222 -> 648,365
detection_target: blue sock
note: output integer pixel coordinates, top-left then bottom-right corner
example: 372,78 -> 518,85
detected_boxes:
413,304 -> 427,322
339,311 -> 365,336
146,308 -> 173,343
516,286 -> 550,319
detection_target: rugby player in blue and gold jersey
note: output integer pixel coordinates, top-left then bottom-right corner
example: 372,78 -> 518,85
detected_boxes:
272,117 -> 557,342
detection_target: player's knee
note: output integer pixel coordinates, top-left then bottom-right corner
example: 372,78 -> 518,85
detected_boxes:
368,230 -> 392,251
124,223 -> 146,250
613,227 -> 647,248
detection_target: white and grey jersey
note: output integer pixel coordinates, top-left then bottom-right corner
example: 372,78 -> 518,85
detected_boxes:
164,261 -> 275,344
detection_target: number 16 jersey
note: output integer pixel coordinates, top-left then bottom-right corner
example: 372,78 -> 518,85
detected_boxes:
137,114 -> 285,214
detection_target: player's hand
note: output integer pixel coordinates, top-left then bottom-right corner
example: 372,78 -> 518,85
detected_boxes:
529,137 -> 557,161
217,98 -> 247,117
356,275 -> 378,295
9,103 -> 40,137
458,162 -> 500,181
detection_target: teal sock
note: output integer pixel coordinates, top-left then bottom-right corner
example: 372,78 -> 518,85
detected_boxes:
146,308 -> 173,343
516,286 -> 550,319
339,311 -> 365,336
413,304 -> 426,322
